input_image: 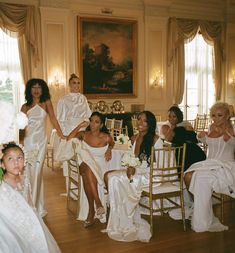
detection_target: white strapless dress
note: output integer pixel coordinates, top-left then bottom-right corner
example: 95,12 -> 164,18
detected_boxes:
24,104 -> 47,216
77,141 -> 109,222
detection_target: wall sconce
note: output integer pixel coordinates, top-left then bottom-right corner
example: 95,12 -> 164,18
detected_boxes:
229,74 -> 235,86
48,72 -> 65,90
151,71 -> 163,87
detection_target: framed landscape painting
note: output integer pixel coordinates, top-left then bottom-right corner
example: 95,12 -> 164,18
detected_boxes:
78,17 -> 137,98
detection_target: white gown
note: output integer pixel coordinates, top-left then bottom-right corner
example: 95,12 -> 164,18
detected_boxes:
76,141 -> 109,222
0,179 -> 61,253
105,138 -> 164,242
186,132 -> 235,232
24,104 -> 47,216
57,93 -> 91,178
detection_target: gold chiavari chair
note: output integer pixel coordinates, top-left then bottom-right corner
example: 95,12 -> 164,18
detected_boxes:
155,114 -> 162,122
112,119 -> 123,141
140,144 -> 186,235
105,118 -> 114,134
46,129 -> 57,170
131,116 -> 138,135
194,114 -> 211,133
67,145 -> 81,218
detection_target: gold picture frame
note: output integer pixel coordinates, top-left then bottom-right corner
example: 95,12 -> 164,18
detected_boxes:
78,17 -> 137,98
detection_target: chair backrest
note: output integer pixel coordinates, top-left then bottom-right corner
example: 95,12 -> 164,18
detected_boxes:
131,116 -> 138,135
113,119 -> 123,140
155,114 -> 162,122
105,118 -> 114,135
194,114 -> 211,133
149,144 -> 186,188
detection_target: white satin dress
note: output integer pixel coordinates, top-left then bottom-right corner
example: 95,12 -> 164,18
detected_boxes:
57,93 -> 91,178
76,141 -> 109,222
24,105 -> 47,216
186,130 -> 235,232
105,138 -> 164,242
0,178 -> 61,253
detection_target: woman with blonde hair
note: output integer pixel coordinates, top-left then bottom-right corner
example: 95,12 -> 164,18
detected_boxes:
57,73 -> 92,193
184,102 -> 235,232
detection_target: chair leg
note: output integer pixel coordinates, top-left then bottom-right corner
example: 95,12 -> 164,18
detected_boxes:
221,194 -> 224,223
51,151 -> 54,171
180,195 -> 186,231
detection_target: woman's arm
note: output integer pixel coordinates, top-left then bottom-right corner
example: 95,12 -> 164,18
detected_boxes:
67,121 -> 89,140
45,100 -> 65,139
19,104 -> 28,144
104,134 -> 115,161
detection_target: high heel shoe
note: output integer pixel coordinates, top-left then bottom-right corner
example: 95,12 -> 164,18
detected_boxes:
83,219 -> 95,228
96,206 -> 105,219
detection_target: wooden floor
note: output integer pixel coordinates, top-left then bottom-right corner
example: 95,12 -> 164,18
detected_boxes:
43,166 -> 235,253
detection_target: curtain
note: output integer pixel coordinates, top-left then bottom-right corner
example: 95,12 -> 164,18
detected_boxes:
167,17 -> 225,103
0,3 -> 41,83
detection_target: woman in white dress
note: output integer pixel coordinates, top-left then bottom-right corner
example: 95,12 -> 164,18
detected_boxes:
57,73 -> 92,193
0,143 -> 61,253
20,78 -> 65,217
184,102 -> 235,232
104,111 -> 163,242
68,111 -> 115,227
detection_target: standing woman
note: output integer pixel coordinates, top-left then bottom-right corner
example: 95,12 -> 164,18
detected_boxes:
20,78 -> 65,217
57,73 -> 92,193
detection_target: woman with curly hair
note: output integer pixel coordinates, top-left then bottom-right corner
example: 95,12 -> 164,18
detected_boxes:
20,78 -> 65,217
104,111 -> 163,242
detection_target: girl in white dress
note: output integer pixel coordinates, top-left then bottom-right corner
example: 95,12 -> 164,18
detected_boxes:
57,73 -> 91,193
20,78 -> 65,217
68,111 -> 115,227
104,111 -> 162,242
184,102 -> 235,232
0,143 -> 61,253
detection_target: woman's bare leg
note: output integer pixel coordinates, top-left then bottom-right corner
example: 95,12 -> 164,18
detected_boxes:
184,171 -> 194,190
103,170 -> 116,191
79,163 -> 103,221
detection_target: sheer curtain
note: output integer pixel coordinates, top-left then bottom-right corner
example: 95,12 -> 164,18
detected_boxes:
0,28 -> 24,107
180,34 -> 215,119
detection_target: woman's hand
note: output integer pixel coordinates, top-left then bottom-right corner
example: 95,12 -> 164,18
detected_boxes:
105,148 -> 112,161
126,166 -> 136,180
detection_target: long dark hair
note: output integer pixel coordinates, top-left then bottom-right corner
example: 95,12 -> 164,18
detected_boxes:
86,111 -> 109,134
168,106 -> 183,123
25,78 -> 51,106
138,111 -> 156,161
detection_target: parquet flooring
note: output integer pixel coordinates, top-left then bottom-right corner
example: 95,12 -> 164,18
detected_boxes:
43,167 -> 235,253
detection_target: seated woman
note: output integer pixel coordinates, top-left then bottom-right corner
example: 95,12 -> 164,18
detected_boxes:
0,143 -> 61,253
184,102 -> 235,232
103,111 -> 163,242
161,105 -> 206,170
68,111 -> 114,227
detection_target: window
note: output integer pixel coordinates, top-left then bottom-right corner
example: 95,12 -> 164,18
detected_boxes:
179,34 -> 215,120
0,28 -> 24,109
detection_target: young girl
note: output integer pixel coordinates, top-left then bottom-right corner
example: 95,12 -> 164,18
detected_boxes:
0,143 -> 61,253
